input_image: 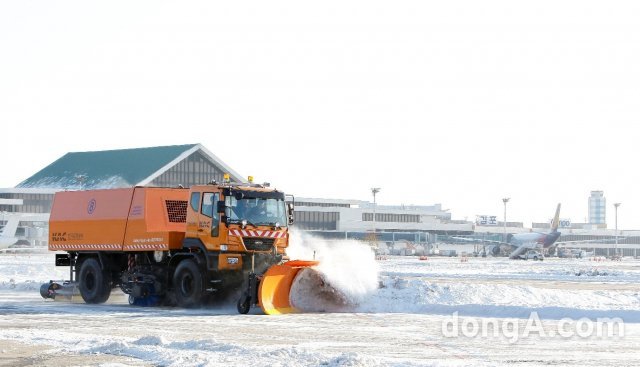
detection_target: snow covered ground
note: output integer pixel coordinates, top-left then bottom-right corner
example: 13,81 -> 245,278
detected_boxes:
1,252 -> 639,366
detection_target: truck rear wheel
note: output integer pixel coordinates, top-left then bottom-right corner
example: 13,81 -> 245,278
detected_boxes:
173,259 -> 204,308
78,258 -> 112,304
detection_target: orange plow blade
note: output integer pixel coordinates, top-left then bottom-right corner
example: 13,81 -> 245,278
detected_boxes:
258,260 -> 319,315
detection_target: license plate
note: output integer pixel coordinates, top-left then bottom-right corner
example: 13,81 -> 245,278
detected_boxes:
227,257 -> 239,265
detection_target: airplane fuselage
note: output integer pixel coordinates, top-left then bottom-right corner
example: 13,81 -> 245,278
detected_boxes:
510,231 -> 561,248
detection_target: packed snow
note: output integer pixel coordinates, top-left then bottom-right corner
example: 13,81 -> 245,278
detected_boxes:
1,241 -> 639,366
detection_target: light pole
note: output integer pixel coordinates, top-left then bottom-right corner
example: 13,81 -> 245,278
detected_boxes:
371,188 -> 380,236
502,198 -> 510,243
614,202 -> 621,256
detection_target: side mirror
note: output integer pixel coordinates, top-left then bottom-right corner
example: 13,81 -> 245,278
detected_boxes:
287,202 -> 294,225
217,201 -> 226,214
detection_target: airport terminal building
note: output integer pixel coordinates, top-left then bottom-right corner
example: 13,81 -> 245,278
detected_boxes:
293,197 -> 473,243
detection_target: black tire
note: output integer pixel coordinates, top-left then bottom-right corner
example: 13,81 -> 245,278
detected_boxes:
533,256 -> 538,261
492,246 -> 500,256
78,257 -> 111,304
173,259 -> 204,308
40,283 -> 52,299
237,293 -> 251,314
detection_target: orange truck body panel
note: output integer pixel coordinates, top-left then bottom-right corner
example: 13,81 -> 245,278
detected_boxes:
49,187 -> 188,252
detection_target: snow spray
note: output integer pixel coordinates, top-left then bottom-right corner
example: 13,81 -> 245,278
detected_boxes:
286,231 -> 379,312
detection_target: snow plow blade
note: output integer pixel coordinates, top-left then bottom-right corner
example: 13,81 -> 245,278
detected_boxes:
259,260 -> 319,315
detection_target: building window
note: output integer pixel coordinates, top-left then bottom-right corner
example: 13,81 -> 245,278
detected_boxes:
362,213 -> 420,223
150,151 -> 226,188
295,201 -> 350,208
293,211 -> 339,230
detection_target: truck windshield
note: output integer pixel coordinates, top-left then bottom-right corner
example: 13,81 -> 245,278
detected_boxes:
228,198 -> 287,227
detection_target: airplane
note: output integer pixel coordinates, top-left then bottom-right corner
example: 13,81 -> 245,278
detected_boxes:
495,203 -> 562,259
451,204 -> 562,259
488,203 -> 624,259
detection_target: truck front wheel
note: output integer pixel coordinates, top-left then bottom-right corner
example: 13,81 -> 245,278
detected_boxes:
237,292 -> 251,314
78,257 -> 112,304
173,259 -> 204,308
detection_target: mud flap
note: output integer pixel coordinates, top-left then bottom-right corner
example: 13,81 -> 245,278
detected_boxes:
258,260 -> 319,315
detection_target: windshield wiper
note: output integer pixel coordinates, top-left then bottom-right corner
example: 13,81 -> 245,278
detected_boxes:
244,219 -> 260,228
227,219 -> 257,227
230,218 -> 282,228
256,220 -> 286,227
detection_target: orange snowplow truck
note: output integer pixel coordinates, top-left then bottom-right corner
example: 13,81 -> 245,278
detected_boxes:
41,179 -> 317,314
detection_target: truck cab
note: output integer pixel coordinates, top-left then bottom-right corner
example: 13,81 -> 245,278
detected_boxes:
183,183 -> 293,274
186,184 -> 291,252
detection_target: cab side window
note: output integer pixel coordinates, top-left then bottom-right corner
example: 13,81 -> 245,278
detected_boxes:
201,193 -> 214,217
190,192 -> 201,212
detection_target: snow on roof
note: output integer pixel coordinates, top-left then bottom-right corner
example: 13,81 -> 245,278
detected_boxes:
16,144 -> 244,190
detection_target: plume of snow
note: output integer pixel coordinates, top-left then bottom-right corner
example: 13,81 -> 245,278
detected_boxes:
287,230 -> 379,308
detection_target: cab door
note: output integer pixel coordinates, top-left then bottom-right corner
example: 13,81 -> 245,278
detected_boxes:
186,190 -> 202,238
199,192 -> 221,248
